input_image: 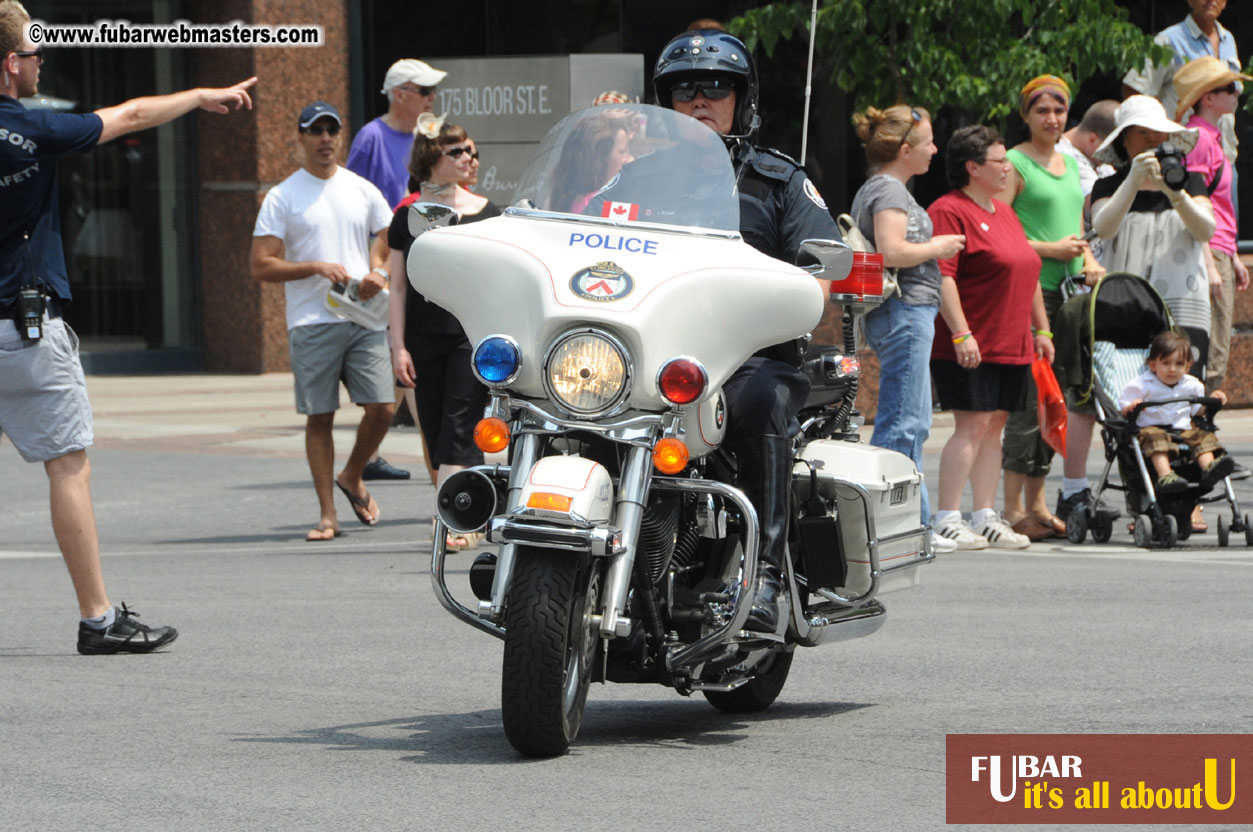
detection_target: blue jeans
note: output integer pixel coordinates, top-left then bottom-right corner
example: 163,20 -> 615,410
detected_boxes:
862,296 -> 937,523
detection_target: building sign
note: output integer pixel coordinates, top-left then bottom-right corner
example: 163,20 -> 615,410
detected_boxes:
433,55 -> 642,204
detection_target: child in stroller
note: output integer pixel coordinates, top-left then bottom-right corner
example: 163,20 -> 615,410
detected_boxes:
1118,330 -> 1235,496
1054,272 -> 1250,547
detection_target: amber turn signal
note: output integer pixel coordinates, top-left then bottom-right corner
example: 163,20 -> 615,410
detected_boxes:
526,492 -> 573,512
474,417 -> 511,453
652,438 -> 689,474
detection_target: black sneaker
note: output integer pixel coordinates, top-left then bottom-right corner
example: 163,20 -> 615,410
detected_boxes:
1055,488 -> 1089,521
1228,460 -> 1250,481
362,456 -> 410,481
77,604 -> 178,655
1056,488 -> 1112,520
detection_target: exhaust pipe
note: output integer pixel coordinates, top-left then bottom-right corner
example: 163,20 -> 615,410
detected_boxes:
437,469 -> 505,533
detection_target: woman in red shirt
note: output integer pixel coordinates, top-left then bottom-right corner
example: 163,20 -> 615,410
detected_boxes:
928,125 -> 1055,550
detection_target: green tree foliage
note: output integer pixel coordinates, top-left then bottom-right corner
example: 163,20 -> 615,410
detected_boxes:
730,0 -> 1173,124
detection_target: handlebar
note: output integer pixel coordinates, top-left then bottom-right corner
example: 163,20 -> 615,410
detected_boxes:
1124,395 -> 1224,423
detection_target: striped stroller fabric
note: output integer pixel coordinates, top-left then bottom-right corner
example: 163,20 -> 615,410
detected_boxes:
1092,341 -> 1149,413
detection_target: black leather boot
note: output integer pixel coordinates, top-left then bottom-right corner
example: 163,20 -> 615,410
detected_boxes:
738,434 -> 792,633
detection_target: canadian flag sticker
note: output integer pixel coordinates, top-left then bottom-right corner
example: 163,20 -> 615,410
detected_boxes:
601,201 -> 639,221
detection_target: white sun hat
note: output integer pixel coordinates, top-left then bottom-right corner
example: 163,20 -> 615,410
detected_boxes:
1093,95 -> 1198,166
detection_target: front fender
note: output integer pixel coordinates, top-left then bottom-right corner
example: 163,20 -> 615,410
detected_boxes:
515,455 -> 614,526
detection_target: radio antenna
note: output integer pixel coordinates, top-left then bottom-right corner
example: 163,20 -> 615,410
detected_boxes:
799,0 -> 819,165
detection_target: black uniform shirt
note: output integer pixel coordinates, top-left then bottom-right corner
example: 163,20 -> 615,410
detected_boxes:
733,143 -> 841,266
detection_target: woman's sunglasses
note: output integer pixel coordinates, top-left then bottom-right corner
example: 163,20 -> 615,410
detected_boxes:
1212,82 -> 1240,95
897,108 -> 923,152
444,146 -> 480,160
670,79 -> 735,103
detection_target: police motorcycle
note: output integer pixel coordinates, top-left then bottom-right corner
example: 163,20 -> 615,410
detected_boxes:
411,104 -> 931,758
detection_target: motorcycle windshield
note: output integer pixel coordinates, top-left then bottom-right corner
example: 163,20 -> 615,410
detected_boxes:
510,104 -> 739,234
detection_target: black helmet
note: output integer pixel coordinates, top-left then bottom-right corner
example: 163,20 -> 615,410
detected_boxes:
653,30 -> 759,140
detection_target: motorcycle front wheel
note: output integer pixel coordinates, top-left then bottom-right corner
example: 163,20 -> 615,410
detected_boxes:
501,547 -> 602,757
703,647 -> 794,713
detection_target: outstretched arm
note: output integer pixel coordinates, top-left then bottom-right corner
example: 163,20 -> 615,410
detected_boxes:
95,77 -> 257,144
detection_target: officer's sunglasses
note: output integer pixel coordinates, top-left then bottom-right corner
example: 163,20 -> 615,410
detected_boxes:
670,79 -> 734,103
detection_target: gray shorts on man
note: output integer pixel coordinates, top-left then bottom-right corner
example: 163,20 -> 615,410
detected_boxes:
290,322 -> 394,415
0,317 -> 93,462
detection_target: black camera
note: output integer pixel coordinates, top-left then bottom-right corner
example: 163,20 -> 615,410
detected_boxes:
1155,142 -> 1188,191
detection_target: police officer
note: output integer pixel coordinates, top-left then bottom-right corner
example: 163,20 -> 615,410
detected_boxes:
652,30 -> 842,632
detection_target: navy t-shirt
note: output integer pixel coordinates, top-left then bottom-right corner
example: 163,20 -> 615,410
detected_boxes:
0,96 -> 103,306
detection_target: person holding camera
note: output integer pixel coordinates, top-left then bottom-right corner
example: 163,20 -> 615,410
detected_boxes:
1091,95 -> 1214,376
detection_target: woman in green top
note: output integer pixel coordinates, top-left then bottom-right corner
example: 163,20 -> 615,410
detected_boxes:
995,75 -> 1106,540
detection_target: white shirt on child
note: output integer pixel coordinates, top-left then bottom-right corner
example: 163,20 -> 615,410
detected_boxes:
1117,369 -> 1204,429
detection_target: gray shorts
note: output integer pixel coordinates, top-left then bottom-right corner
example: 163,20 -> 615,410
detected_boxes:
0,316 -> 94,462
289,322 -> 393,415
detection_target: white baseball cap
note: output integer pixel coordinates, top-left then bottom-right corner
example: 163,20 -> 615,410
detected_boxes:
381,59 -> 447,94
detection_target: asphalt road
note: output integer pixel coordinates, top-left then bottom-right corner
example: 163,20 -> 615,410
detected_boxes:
1,376 -> 1251,830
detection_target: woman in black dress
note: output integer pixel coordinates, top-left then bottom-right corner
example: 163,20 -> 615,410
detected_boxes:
387,113 -> 500,549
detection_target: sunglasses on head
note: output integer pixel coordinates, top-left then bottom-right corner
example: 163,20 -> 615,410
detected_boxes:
897,108 -> 923,152
303,122 -> 341,136
13,46 -> 43,63
444,146 -> 480,160
670,79 -> 735,103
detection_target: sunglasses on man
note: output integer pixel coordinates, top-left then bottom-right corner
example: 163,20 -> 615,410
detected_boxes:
444,146 -> 480,160
670,79 -> 735,103
303,123 -> 341,136
13,46 -> 43,63
399,84 -> 436,97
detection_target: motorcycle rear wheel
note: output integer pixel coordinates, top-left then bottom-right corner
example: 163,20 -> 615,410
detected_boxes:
703,647 -> 794,713
501,547 -> 601,757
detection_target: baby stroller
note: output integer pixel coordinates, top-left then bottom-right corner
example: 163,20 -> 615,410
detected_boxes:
1054,272 -> 1251,549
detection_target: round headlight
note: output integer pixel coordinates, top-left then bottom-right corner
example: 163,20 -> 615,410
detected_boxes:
544,330 -> 629,416
473,336 -> 521,386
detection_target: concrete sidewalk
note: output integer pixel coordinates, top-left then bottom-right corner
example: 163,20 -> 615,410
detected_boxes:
82,373 -> 428,462
79,371 -> 1253,458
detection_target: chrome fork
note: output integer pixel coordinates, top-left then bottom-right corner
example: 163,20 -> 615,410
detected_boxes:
597,444 -> 653,638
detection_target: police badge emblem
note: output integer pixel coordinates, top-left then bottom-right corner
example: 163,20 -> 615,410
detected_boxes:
570,261 -> 634,302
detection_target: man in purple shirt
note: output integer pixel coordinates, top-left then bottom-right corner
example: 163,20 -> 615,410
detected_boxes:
347,59 -> 445,209
347,58 -> 446,481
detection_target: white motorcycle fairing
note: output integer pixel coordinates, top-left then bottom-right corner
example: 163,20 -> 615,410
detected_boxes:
408,214 -> 825,414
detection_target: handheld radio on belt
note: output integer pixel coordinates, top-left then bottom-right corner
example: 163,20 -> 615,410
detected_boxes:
18,231 -> 45,341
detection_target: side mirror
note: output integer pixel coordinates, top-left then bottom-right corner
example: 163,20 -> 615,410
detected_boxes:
407,202 -> 459,239
800,238 -> 853,282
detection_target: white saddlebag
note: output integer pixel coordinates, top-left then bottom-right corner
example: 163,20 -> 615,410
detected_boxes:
794,441 -> 929,598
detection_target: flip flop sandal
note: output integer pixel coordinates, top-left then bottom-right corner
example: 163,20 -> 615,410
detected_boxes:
335,481 -> 379,526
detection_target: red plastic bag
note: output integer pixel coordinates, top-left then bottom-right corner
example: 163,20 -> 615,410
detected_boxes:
1033,356 -> 1068,458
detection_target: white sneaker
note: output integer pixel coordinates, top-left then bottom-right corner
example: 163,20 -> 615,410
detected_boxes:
930,531 -> 959,553
935,515 -> 989,550
973,513 -> 1031,549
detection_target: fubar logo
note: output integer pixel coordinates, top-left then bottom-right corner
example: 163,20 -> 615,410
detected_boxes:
947,734 -> 1250,824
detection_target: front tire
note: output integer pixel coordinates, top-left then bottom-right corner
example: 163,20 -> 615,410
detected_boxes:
501,548 -> 601,757
703,648 -> 794,713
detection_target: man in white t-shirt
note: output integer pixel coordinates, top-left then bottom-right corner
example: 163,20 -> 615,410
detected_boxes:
250,101 -> 395,541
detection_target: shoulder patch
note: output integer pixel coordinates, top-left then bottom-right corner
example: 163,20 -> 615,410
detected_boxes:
802,178 -> 827,210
